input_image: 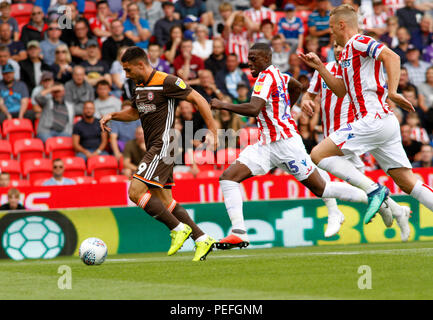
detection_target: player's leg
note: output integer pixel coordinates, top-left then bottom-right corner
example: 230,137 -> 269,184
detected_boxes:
217,160 -> 254,249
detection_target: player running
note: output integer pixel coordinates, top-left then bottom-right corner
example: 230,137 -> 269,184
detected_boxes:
301,40 -> 411,240
210,42 -> 388,249
100,46 -> 218,261
299,4 -> 433,229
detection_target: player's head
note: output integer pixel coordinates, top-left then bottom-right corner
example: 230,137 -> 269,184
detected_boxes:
121,46 -> 149,82
333,41 -> 344,62
248,42 -> 272,78
329,4 -> 358,46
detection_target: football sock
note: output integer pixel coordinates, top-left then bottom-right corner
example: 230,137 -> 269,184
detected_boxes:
195,235 -> 208,242
220,179 -> 246,232
137,192 -> 180,230
322,181 -> 368,203
410,180 -> 433,211
317,167 -> 340,213
167,200 -> 205,240
318,156 -> 378,194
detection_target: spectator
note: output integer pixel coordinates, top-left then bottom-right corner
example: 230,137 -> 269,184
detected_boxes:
244,0 -> 277,43
412,144 -> 433,168
215,109 -> 243,148
406,112 -> 430,144
0,23 -> 26,62
271,34 -> 290,73
256,19 -> 275,45
307,0 -> 331,48
94,79 -> 121,118
418,66 -> 433,111
402,85 -> 428,125
101,19 -> 135,67
288,53 -> 309,79
40,21 -> 65,66
80,39 -> 111,87
174,0 -> 212,27
363,0 -> 389,36
109,100 -> 141,160
0,45 -> 20,81
401,123 -> 423,162
20,6 -> 48,46
195,69 -> 225,102
153,1 -> 182,48
183,15 -> 199,41
0,64 -> 33,125
212,2 -> 233,38
404,44 -> 432,86
0,188 -> 25,210
147,43 -> 170,74
88,0 -> 115,43
51,44 -> 75,84
163,24 -> 183,64
110,46 -> 128,98
396,0 -> 424,34
19,40 -> 52,93
137,0 -> 164,33
69,18 -> 97,64
0,2 -> 19,42
204,37 -> 226,77
410,14 -> 433,52
59,3 -> 82,47
278,3 -> 304,55
72,101 -> 108,161
31,70 -> 54,119
178,100 -> 206,151
34,82 -> 75,142
65,65 -> 95,116
122,126 -> 146,177
0,172 -> 10,187
223,12 -> 253,68
215,53 -> 250,99
398,66 -> 417,94
192,24 -> 213,60
173,39 -> 204,86
393,27 -> 413,64
123,2 -> 151,49
298,112 -> 317,154
42,159 -> 77,186
47,0 -> 69,21
380,16 -> 399,49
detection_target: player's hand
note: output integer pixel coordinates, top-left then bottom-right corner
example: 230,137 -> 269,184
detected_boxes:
298,52 -> 323,70
100,113 -> 113,133
205,130 -> 219,152
210,98 -> 224,110
301,100 -> 315,117
388,92 -> 415,112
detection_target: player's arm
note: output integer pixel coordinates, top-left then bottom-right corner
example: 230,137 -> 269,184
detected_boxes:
300,91 -> 318,117
298,52 -> 346,98
210,96 -> 265,117
287,77 -> 302,107
377,47 -> 415,112
100,106 -> 139,133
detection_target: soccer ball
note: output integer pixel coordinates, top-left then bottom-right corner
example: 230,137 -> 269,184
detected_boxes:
79,237 -> 107,265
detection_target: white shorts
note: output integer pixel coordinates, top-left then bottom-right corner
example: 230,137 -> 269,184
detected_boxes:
329,113 -> 412,173
237,135 -> 316,181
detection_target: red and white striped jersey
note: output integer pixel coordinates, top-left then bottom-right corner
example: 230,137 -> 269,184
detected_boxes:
337,34 -> 392,121
383,0 -> 405,16
244,7 -> 277,42
411,127 -> 430,144
308,61 -> 356,137
226,31 -> 249,64
363,12 -> 388,31
252,65 -> 299,144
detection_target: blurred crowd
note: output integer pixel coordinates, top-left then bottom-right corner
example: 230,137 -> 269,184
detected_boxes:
0,0 -> 431,183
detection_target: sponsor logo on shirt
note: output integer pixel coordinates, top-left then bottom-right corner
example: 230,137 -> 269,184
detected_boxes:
341,59 -> 351,68
137,103 -> 157,114
175,78 -> 186,89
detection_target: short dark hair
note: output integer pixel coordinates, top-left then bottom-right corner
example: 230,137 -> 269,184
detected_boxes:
96,0 -> 109,8
250,42 -> 272,59
96,79 -> 111,88
121,46 -> 149,64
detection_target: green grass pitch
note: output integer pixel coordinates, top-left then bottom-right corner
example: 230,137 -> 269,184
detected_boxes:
1,241 -> 433,300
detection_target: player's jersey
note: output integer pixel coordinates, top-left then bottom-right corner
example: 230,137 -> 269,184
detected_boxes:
338,34 -> 391,121
252,65 -> 299,144
308,61 -> 356,137
132,70 -> 192,154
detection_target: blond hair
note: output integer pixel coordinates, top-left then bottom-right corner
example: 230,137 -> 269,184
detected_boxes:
330,4 -> 358,29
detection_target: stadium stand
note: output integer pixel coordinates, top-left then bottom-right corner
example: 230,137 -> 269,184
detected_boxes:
0,140 -> 12,160
62,157 -> 87,178
22,158 -> 52,185
13,138 -> 45,163
45,137 -> 75,159
87,155 -> 118,180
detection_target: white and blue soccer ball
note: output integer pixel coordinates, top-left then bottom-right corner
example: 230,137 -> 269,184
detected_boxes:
79,237 -> 107,265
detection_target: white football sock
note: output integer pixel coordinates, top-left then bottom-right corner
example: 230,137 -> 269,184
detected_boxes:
317,167 -> 340,213
171,222 -> 184,232
323,181 -> 368,203
220,179 -> 246,232
410,180 -> 433,211
195,235 -> 208,242
318,156 -> 378,194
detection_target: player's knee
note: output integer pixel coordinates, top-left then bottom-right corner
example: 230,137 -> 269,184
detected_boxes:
310,147 -> 322,165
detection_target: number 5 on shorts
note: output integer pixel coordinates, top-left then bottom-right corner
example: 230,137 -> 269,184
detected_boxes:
284,160 -> 299,174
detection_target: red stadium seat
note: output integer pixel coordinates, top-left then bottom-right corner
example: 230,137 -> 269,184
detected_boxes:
87,155 -> 118,180
22,158 -> 52,185
184,149 -> 215,170
73,176 -> 97,185
13,138 -> 44,163
10,3 -> 33,26
239,127 -> 260,149
10,179 -> 30,187
0,140 -> 12,160
62,157 -> 86,178
216,148 -> 240,169
45,137 -> 75,159
83,1 -> 96,20
196,170 -> 223,179
173,171 -> 194,180
2,119 -> 33,147
99,175 -> 129,183
0,159 -> 21,180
